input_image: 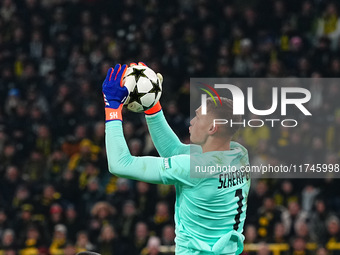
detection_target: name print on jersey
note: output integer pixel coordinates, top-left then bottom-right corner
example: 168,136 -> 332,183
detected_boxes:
218,168 -> 250,189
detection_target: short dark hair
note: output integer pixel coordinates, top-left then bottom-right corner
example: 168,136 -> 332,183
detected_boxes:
206,97 -> 242,137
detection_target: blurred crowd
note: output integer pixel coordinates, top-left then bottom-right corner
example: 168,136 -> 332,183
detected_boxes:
1,0 -> 340,254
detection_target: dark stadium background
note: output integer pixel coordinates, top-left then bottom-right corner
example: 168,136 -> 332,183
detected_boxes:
0,0 -> 340,254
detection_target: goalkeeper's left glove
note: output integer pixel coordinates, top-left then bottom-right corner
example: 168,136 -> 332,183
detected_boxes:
102,64 -> 128,122
144,77 -> 162,115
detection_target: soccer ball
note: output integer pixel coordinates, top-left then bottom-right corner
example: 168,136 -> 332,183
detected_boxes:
123,65 -> 162,112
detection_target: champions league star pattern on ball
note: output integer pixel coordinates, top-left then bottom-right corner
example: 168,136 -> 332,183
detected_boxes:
123,65 -> 162,112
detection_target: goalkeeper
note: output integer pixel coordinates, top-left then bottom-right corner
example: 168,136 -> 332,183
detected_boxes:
103,63 -> 250,255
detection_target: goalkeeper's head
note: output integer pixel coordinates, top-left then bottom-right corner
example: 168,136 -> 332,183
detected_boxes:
189,97 -> 241,151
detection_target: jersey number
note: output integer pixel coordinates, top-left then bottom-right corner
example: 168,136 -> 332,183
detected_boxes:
233,189 -> 243,231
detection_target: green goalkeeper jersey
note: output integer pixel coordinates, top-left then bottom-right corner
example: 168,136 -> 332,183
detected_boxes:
106,111 -> 250,255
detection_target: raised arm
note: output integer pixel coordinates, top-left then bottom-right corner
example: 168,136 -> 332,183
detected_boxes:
145,106 -> 190,157
106,121 -> 164,184
102,64 -> 194,186
106,121 -> 195,186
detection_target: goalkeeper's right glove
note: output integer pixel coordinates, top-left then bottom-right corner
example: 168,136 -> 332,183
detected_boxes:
102,64 -> 128,122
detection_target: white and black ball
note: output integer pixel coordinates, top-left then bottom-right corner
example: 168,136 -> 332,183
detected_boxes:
123,65 -> 162,113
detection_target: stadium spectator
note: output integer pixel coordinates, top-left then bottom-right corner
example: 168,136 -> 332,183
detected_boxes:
256,197 -> 283,241
325,216 -> 340,247
49,224 -> 67,255
97,224 -> 124,255
141,236 -> 161,255
129,221 -> 150,255
295,221 -> 314,243
310,198 -> 335,244
23,150 -> 45,186
88,201 -> 116,243
81,177 -> 106,216
63,242 -> 77,255
135,181 -> 157,219
290,236 -> 312,255
46,149 -> 67,184
301,184 -> 320,213
270,222 -> 287,244
57,169 -> 81,207
244,225 -> 259,255
315,247 -> 329,255
149,201 -> 173,237
1,166 -> 23,210
316,2 -> 340,50
108,177 -> 134,213
20,225 -> 45,254
274,180 -> 299,208
34,184 -> 61,217
118,200 -> 139,241
247,180 -> 269,224
161,225 -> 175,247
282,201 -> 308,238
0,229 -> 17,251
64,204 -> 82,243
75,231 -> 95,253
13,204 -> 35,241
255,242 -> 271,255
48,203 -> 64,234
10,185 -> 31,216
